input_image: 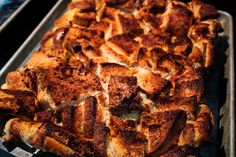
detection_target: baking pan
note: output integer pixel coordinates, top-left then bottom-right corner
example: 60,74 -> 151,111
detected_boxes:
0,0 -> 32,33
0,0 -> 234,156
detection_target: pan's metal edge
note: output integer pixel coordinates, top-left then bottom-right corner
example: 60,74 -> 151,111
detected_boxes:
218,10 -> 235,157
0,0 -> 66,84
0,0 -> 32,33
225,11 -> 235,157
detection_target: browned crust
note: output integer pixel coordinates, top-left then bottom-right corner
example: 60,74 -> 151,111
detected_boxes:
109,115 -> 136,135
100,63 -> 134,77
4,118 -> 94,156
178,105 -> 214,147
62,105 -> 78,134
41,136 -> 77,156
107,33 -> 140,57
140,111 -> 179,153
108,76 -> 137,115
0,89 -> 38,115
165,1 -> 193,36
157,96 -> 197,120
73,12 -> 96,27
118,14 -> 141,34
174,70 -> 204,102
117,130 -> 147,147
0,98 -> 19,113
68,0 -> 95,11
93,122 -> 109,157
169,36 -> 193,56
62,96 -> 97,139
6,68 -> 37,92
178,124 -> 195,146
136,69 -> 169,96
27,50 -> 67,69
39,64 -> 102,106
156,53 -> 184,77
44,122 -> 94,156
0,0 -> 222,156
83,96 -> 97,138
140,33 -> 170,50
89,20 -> 110,33
188,0 -> 219,20
34,111 -> 53,122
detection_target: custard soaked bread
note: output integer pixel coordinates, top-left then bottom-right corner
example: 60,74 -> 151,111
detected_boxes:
0,0 -> 222,156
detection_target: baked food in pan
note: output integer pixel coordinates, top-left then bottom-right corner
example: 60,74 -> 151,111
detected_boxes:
0,0 -> 222,156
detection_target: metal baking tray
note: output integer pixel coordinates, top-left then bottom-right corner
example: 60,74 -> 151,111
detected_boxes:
0,0 -> 32,33
0,0 -> 235,156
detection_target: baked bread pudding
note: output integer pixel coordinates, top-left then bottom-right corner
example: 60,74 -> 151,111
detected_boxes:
0,0 -> 223,156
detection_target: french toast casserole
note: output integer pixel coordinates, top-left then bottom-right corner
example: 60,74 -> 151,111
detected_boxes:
0,0 -> 223,156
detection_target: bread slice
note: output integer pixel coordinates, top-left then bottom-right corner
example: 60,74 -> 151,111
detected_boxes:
37,64 -> 102,110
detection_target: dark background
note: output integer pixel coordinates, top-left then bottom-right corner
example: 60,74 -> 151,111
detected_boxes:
0,0 -> 58,68
0,0 -> 235,69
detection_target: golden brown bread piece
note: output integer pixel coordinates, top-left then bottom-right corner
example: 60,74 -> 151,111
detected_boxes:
156,96 -> 198,120
26,50 -> 67,69
0,90 -> 20,113
89,20 -> 110,34
3,118 -> 94,157
108,75 -> 138,116
163,1 -> 193,36
93,122 -> 109,157
109,115 -> 137,135
100,63 -> 134,78
54,9 -> 76,28
0,0 -> 222,156
174,70 -> 204,102
107,116 -> 147,157
37,64 -> 102,109
62,96 -> 97,138
169,36 -> 193,56
0,89 -> 38,115
136,68 -> 169,96
136,48 -> 162,70
155,52 -> 184,79
178,104 -> 214,147
188,19 -> 222,42
6,67 -> 37,92
105,33 -> 140,65
107,130 -> 147,157
68,0 -> 96,11
140,33 -> 170,51
41,27 -> 104,55
188,0 -> 219,21
73,12 -> 96,27
140,111 -> 179,153
117,14 -> 142,34
140,0 -> 167,14
34,111 -> 53,122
